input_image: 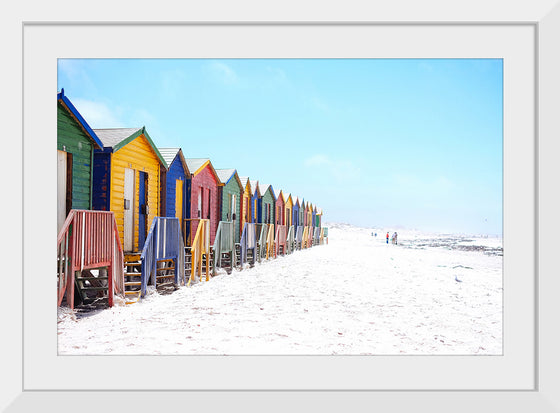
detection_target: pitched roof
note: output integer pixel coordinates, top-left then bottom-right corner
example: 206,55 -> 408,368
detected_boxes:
250,180 -> 260,197
216,168 -> 236,184
185,158 -> 209,175
261,184 -> 275,199
239,176 -> 250,190
94,127 -> 142,148
93,126 -> 167,168
57,89 -> 103,149
186,158 -> 223,185
158,147 -> 191,178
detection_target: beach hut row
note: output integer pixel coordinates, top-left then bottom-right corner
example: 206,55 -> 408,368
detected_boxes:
56,90 -> 328,309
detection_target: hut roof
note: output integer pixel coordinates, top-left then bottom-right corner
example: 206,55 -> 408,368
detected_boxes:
186,158 -> 223,185
250,180 -> 260,197
93,126 -> 167,168
57,89 -> 103,149
158,147 -> 191,178
261,184 -> 275,200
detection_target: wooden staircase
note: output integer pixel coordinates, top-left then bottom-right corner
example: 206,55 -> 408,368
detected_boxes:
156,258 -> 179,295
234,243 -> 241,269
124,253 -> 142,304
73,268 -> 110,309
184,246 -> 214,284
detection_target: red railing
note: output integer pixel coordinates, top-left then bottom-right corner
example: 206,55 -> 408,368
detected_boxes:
57,210 -> 124,309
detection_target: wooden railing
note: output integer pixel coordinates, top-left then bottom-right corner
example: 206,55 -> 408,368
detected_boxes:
188,219 -> 210,285
321,227 -> 328,244
295,226 -> 304,250
286,225 -> 295,254
266,223 -> 275,259
255,223 -> 268,262
313,226 -> 321,246
57,210 -> 124,309
275,224 -> 287,257
140,217 -> 184,297
213,221 -> 235,274
301,226 -> 309,249
240,223 -> 257,266
183,218 -> 201,247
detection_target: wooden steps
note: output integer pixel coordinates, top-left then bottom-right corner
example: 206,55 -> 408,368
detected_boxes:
124,253 -> 141,304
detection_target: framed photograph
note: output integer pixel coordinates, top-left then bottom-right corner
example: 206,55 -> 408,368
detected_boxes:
8,0 -> 559,411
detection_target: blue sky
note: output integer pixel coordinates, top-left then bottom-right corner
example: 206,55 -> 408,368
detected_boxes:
58,58 -> 503,235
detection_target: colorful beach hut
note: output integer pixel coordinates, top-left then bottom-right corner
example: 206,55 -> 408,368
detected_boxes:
250,180 -> 261,223
285,193 -> 293,228
316,207 -> 323,228
300,199 -> 307,227
158,148 -> 192,237
307,202 -> 314,229
292,197 -> 300,229
239,176 -> 252,238
312,205 -> 317,231
92,126 -> 166,253
57,89 -> 104,232
216,168 -> 243,243
275,190 -> 286,227
261,184 -> 276,225
185,158 -> 223,245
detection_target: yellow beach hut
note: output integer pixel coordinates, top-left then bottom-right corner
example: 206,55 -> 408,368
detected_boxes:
92,127 -> 167,253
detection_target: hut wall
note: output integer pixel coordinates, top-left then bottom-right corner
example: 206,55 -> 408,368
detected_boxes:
57,102 -> 94,210
220,178 -> 242,243
190,166 -> 220,244
165,157 -> 188,219
109,135 -> 161,252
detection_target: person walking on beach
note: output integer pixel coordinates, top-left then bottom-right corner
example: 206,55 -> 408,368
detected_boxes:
393,232 -> 398,245
386,232 -> 389,244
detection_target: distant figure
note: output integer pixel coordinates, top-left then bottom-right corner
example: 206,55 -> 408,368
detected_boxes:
375,232 -> 377,237
386,232 -> 389,244
394,232 -> 398,245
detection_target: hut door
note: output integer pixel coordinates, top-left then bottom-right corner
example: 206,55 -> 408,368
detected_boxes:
57,150 -> 67,234
138,171 -> 148,250
123,168 -> 135,252
175,179 -> 183,221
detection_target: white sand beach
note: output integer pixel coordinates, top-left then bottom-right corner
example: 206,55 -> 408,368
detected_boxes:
57,223 -> 502,355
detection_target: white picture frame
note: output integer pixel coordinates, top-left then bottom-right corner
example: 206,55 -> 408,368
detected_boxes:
6,0 -> 560,410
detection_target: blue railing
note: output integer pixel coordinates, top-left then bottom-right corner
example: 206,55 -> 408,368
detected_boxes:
140,217 -> 184,297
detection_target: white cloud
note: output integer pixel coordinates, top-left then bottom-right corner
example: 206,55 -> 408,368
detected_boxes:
71,98 -> 124,129
304,154 -> 360,184
160,69 -> 187,100
207,61 -> 239,86
266,66 -> 288,84
304,154 -> 330,167
306,96 -> 330,113
57,60 -> 97,95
